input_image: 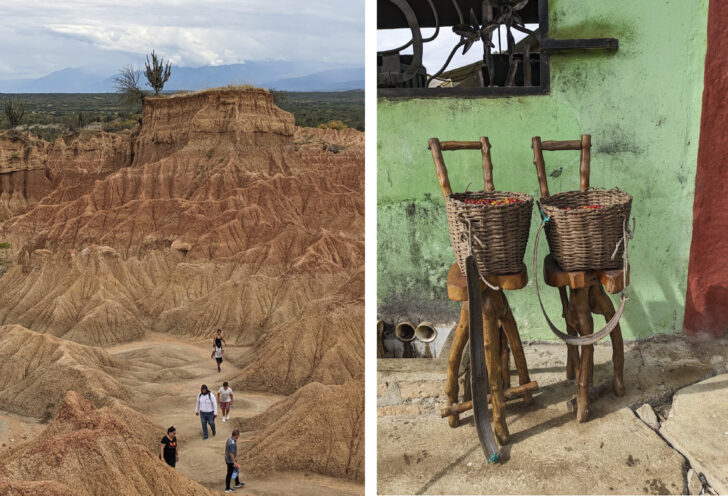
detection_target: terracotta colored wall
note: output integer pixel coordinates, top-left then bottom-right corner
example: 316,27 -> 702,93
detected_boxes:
684,0 -> 728,337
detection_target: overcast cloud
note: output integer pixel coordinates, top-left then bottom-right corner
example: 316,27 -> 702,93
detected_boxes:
0,0 -> 364,80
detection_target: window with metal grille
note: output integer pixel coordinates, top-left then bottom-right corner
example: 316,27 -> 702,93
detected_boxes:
377,0 -> 617,98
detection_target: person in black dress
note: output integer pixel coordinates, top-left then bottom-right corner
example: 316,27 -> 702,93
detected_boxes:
160,426 -> 178,468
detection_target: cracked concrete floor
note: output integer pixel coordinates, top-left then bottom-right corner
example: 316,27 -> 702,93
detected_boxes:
377,335 -> 728,495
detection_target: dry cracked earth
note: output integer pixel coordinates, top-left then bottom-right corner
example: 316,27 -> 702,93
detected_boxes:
0,88 -> 363,495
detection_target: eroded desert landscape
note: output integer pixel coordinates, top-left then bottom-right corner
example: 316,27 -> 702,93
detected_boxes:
0,88 -> 363,495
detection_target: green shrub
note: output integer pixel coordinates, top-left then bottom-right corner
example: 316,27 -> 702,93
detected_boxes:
29,127 -> 63,142
3,98 -> 25,127
317,120 -> 348,130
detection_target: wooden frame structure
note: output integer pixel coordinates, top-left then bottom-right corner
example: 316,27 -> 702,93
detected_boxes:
429,137 -> 538,444
532,135 -> 627,422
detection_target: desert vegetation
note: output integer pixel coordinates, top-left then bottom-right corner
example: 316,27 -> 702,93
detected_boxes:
0,89 -> 363,142
144,50 -> 172,95
113,64 -> 145,110
3,97 -> 24,128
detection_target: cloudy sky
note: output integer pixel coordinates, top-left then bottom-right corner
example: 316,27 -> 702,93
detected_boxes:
378,26 -> 534,77
0,0 -> 364,80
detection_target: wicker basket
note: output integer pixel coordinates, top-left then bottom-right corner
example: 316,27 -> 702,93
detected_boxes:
539,188 -> 632,272
446,191 -> 533,275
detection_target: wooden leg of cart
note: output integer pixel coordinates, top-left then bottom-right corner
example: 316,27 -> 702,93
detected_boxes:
496,290 -> 535,406
559,287 -> 581,380
590,284 -> 625,396
442,262 -> 534,436
445,303 -> 470,428
570,287 -> 594,423
499,324 -> 511,391
483,288 -> 510,445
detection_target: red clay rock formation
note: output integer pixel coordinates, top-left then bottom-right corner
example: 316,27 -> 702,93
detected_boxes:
0,325 -> 132,418
235,376 -> 364,482
134,89 -> 295,173
0,89 -> 363,483
0,130 -> 131,221
0,392 -> 214,496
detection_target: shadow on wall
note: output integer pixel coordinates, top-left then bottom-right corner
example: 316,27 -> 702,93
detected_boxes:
620,270 -> 684,336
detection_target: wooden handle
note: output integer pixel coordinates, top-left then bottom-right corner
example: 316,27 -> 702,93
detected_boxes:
541,140 -> 582,151
532,136 -> 550,197
579,134 -> 591,191
429,137 -> 497,194
533,134 -> 592,195
480,137 -> 495,192
440,381 -> 539,417
438,141 -> 482,151
429,138 -> 452,199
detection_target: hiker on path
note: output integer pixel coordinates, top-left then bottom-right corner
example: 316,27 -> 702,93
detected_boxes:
160,426 -> 178,468
212,343 -> 224,373
213,328 -> 226,349
194,384 -> 217,439
218,381 -> 233,422
224,429 -> 244,492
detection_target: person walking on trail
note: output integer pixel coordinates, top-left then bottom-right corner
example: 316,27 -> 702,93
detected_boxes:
218,382 -> 233,422
225,429 -> 244,492
194,384 -> 217,439
212,342 -> 224,372
212,328 -> 226,372
214,328 -> 226,349
160,426 -> 178,468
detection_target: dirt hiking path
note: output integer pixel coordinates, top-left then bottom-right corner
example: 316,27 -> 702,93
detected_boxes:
107,334 -> 362,496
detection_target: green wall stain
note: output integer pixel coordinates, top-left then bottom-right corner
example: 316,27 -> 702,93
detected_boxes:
377,0 -> 708,339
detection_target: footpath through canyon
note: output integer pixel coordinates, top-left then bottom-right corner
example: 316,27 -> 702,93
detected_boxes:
0,88 -> 363,495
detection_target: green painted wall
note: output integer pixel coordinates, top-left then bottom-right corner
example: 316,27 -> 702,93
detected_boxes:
378,0 -> 708,339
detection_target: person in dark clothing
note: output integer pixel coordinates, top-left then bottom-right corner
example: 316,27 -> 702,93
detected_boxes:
213,328 -> 226,349
160,426 -> 178,468
212,329 -> 226,372
224,429 -> 244,492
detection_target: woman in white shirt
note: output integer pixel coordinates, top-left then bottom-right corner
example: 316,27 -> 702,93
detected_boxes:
218,381 -> 234,421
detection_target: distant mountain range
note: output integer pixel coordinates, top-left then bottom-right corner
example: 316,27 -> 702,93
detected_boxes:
0,61 -> 364,93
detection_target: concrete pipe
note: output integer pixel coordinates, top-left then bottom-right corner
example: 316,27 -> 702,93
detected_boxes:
394,321 -> 416,342
415,321 -> 437,343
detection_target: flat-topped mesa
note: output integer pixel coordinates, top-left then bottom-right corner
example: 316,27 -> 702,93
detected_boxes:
133,88 -> 297,173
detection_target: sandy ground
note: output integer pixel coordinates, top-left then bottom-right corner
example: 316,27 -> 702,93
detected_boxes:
103,334 -> 363,496
378,334 -> 728,495
0,411 -> 44,450
0,333 -> 361,496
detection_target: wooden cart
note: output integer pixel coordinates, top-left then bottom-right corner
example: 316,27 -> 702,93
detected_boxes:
429,137 -> 538,446
531,135 -> 629,422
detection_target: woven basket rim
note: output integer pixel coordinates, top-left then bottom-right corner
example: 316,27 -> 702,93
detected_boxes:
539,189 -> 631,212
449,190 -> 534,205
540,187 -> 632,203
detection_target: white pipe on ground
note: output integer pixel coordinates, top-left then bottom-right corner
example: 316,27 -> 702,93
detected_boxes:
394,321 -> 416,342
415,321 -> 437,343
